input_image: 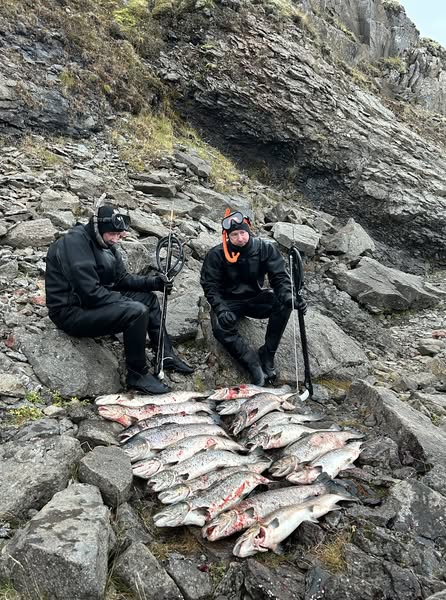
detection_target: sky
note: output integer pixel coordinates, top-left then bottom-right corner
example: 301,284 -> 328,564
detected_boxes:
398,0 -> 446,47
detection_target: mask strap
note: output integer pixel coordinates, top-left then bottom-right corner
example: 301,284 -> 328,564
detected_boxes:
222,207 -> 240,263
93,193 -> 108,248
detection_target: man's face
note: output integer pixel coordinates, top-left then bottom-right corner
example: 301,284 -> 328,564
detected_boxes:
228,229 -> 250,247
102,231 -> 127,246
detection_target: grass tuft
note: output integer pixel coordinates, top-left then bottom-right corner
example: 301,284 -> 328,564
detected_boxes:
312,530 -> 351,573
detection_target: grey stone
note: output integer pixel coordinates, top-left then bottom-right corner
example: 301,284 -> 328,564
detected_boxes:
133,182 -> 177,197
244,559 -> 305,600
358,436 -> 402,469
272,222 -> 320,256
385,479 -> 446,547
13,418 -> 61,441
348,381 -> 446,494
114,502 -> 153,550
0,436 -> 83,520
68,169 -> 103,198
119,239 -> 152,275
42,209 -> 76,230
16,326 -> 121,398
76,419 -> 122,449
0,259 -> 19,281
0,219 -> 58,248
321,218 -> 376,258
190,230 -> 220,260
426,593 -> 446,600
150,197 -> 197,218
0,373 -> 25,397
39,189 -> 80,213
114,542 -> 184,600
187,185 -> 250,221
1,484 -> 112,600
167,269 -> 202,341
78,446 -> 133,507
328,257 -> 443,312
175,151 -> 211,178
417,339 -> 444,356
165,555 -> 213,600
128,208 -> 170,237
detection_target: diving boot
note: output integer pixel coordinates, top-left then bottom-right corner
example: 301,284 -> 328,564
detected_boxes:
162,353 -> 194,375
258,345 -> 277,382
248,363 -> 266,387
127,368 -> 170,394
161,333 -> 194,374
243,351 -> 266,386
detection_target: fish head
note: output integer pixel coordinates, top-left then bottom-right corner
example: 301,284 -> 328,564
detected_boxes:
157,484 -> 190,504
269,455 -> 298,478
149,470 -> 179,492
132,459 -> 161,479
98,405 -> 132,428
232,523 -> 269,557
153,503 -> 191,527
122,439 -> 152,463
231,413 -> 248,436
203,510 -> 240,541
208,387 -> 229,401
246,432 -> 268,452
216,401 -> 238,415
287,466 -> 322,485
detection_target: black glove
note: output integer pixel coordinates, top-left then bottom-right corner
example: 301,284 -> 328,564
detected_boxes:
284,293 -> 307,314
149,274 -> 173,294
218,310 -> 237,329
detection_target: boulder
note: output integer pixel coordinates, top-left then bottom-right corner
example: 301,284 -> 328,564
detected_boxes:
272,222 -> 320,256
328,257 -> 443,312
132,182 -> 177,197
78,446 -> 133,507
385,479 -> 446,547
16,326 -> 121,398
348,381 -> 446,495
0,219 -> 58,248
76,419 -> 122,449
1,484 -> 112,600
189,230 -> 220,260
39,189 -> 80,213
187,185 -> 250,221
113,502 -> 153,550
128,209 -> 170,237
167,269 -> 202,341
165,555 -> 213,600
0,436 -> 83,520
321,218 -> 375,258
175,151 -> 211,178
202,308 -> 369,383
0,373 -> 25,397
150,197 -> 197,218
114,542 -> 184,600
68,169 -> 103,198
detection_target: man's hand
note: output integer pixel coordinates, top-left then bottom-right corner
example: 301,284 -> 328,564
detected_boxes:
284,293 -> 307,314
218,310 -> 237,329
150,273 -> 173,294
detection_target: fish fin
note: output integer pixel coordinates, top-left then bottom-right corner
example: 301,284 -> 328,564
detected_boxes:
329,423 -> 342,431
248,408 -> 259,419
245,507 -> 256,518
269,517 -> 280,529
271,432 -> 282,440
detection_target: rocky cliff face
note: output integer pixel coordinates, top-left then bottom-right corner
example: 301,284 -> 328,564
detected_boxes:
155,0 -> 446,258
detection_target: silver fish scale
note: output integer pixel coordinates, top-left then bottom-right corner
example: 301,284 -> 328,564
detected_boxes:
208,384 -> 292,401
153,450 -> 267,482
246,411 -> 321,437
232,396 -> 283,434
119,414 -> 216,442
282,431 -> 361,462
95,391 -> 210,406
125,423 -> 227,451
158,464 -> 270,504
156,435 -> 242,465
189,471 -> 267,515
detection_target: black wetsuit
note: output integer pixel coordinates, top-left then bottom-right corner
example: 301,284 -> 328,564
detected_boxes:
200,236 -> 293,369
45,221 -> 164,373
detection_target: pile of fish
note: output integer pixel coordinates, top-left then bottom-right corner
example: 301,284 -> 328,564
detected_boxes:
96,383 -> 364,557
